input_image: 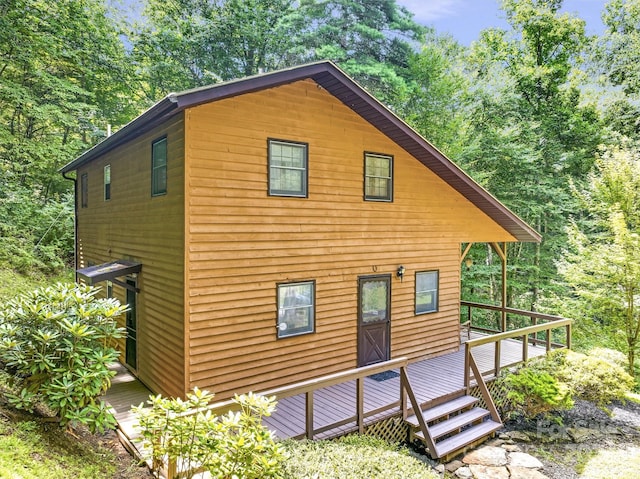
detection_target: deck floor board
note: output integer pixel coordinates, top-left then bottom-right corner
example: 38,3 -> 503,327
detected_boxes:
105,332 -> 551,448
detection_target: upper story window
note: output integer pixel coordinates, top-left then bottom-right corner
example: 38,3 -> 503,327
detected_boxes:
364,152 -> 393,201
104,164 -> 111,201
151,137 -> 167,196
277,280 -> 315,338
268,139 -> 308,197
81,173 -> 88,208
415,270 -> 439,314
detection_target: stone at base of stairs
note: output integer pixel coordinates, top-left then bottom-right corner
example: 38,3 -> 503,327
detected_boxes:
443,444 -> 549,479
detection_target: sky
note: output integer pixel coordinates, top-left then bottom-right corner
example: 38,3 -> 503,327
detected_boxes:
397,0 -> 609,45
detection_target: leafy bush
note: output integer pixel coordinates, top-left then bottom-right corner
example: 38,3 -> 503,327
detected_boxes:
502,368 -> 573,418
0,283 -> 126,432
555,350 -> 635,408
134,389 -> 284,479
281,435 -> 439,479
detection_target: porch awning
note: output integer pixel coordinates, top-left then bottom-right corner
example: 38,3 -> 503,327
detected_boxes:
76,260 -> 142,285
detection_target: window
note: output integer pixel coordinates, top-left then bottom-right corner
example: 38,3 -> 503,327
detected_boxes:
277,281 -> 315,338
415,271 -> 438,314
268,139 -> 308,197
81,173 -> 88,208
104,165 -> 111,200
152,137 -> 167,196
364,152 -> 393,201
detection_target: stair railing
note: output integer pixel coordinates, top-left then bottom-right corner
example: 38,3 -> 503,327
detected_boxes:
400,367 -> 437,457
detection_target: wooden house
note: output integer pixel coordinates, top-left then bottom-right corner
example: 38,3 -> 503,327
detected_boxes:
60,61 -> 540,402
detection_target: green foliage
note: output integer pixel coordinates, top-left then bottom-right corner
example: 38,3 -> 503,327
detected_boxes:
500,349 -> 635,419
0,184 -> 74,274
134,389 -> 284,479
558,144 -> 640,378
0,283 -> 126,433
550,350 -> 635,408
502,367 -> 573,418
281,435 -> 438,479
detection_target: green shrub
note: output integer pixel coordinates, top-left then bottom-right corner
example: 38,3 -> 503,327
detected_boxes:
557,350 -> 635,408
281,435 -> 439,479
0,283 -> 126,432
503,368 -> 573,418
134,389 -> 284,479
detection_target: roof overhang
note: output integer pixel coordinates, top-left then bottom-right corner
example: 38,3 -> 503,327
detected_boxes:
77,260 -> 142,285
60,61 -> 541,243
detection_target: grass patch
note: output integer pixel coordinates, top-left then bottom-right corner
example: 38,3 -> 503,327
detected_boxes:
0,411 -> 117,479
282,435 -> 439,479
0,266 -> 73,301
578,446 -> 640,478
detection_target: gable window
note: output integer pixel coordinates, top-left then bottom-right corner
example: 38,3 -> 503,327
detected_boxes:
277,281 -> 315,338
104,165 -> 111,200
268,139 -> 308,197
81,173 -> 88,208
151,137 -> 167,196
415,270 -> 438,314
364,152 -> 393,201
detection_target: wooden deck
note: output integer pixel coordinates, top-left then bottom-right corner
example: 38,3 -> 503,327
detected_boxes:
104,331 -> 549,453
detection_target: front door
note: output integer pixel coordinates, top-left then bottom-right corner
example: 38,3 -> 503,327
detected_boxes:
358,275 -> 391,366
125,278 -> 137,370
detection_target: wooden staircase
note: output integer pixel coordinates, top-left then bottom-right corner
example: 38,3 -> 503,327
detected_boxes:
405,394 -> 502,460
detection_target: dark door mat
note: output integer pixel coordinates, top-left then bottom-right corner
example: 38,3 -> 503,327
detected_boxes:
368,370 -> 400,382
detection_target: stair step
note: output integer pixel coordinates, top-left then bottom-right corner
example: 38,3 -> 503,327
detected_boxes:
429,407 -> 491,439
434,420 -> 502,459
406,395 -> 479,427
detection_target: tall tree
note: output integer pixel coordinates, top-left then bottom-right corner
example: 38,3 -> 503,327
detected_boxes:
131,0 -> 301,98
0,0 -> 135,196
298,0 -> 425,107
458,0 -> 602,310
559,143 -> 640,376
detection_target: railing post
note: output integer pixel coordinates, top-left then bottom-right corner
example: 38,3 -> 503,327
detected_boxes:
356,377 -> 364,434
400,367 -> 408,420
566,323 -> 572,350
305,391 -> 314,439
494,340 -> 501,377
464,342 -> 470,391
532,317 -> 538,346
546,329 -> 551,352
522,334 -> 528,363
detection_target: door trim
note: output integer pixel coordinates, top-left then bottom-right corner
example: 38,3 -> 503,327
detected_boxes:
357,274 -> 391,367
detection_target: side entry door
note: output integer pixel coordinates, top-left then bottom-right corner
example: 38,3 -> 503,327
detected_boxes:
358,275 -> 391,367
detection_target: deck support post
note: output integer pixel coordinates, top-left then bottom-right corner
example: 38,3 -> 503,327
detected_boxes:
356,377 -> 364,434
305,392 -> 314,439
491,242 -> 508,332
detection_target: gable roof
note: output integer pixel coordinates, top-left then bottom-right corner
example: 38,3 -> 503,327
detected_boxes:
61,61 -> 540,243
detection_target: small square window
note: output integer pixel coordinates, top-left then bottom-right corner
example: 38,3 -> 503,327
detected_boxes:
364,152 -> 393,201
81,173 -> 88,208
277,281 -> 315,338
416,271 -> 438,314
268,139 -> 308,197
104,165 -> 111,201
152,137 -> 167,196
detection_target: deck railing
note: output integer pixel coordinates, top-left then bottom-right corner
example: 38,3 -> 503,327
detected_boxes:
166,357 -> 412,478
463,317 -> 573,389
461,301 -> 572,350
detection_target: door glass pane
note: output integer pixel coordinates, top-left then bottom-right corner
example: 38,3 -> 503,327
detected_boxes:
361,279 -> 389,323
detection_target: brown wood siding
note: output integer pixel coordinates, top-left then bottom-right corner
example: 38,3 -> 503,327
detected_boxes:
76,114 -> 186,398
184,79 -> 515,400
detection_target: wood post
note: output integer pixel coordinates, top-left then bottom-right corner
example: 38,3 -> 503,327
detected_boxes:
356,377 -> 364,434
305,391 -> 314,439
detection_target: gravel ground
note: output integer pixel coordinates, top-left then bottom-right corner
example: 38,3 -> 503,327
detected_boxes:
502,399 -> 640,479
